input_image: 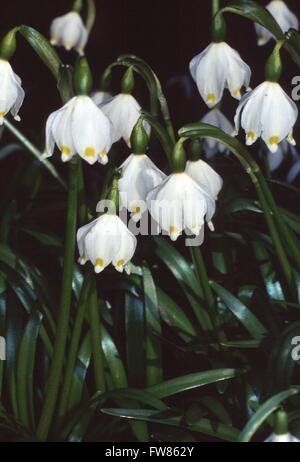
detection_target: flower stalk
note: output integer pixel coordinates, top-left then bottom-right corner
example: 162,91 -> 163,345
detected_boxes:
36,159 -> 78,441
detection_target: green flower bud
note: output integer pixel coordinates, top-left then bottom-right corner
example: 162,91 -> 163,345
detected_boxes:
72,0 -> 83,13
171,139 -> 187,173
274,410 -> 289,436
0,28 -> 18,61
121,67 -> 135,94
190,139 -> 203,162
73,57 -> 93,95
106,171 -> 121,213
131,117 -> 149,155
265,41 -> 284,82
211,0 -> 227,43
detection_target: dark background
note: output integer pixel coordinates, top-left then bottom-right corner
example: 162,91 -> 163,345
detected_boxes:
1,0 -> 300,149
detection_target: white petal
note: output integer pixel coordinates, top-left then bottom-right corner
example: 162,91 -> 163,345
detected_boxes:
185,160 -> 223,200
112,217 -> 137,271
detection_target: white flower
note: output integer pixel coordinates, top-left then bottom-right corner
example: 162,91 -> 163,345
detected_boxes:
0,59 -> 24,125
200,109 -> 234,158
147,172 -> 216,241
44,95 -> 112,165
255,0 -> 299,46
50,11 -> 88,55
119,154 -> 166,221
101,93 -> 150,147
189,42 -> 251,107
234,81 -> 298,153
265,433 -> 300,442
77,214 -> 137,274
185,160 -> 223,200
91,91 -> 112,106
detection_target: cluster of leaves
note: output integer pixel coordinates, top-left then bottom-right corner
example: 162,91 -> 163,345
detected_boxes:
0,0 -> 300,442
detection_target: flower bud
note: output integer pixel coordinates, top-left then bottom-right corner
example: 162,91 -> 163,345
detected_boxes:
265,41 -> 283,82
0,28 -> 18,61
100,68 -> 112,92
171,140 -> 187,173
73,57 -> 93,95
121,67 -> 135,94
72,0 -> 83,13
131,117 -> 149,154
274,409 -> 289,436
190,139 -> 203,162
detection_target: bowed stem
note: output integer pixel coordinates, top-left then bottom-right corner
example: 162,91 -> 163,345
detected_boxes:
37,159 -> 79,441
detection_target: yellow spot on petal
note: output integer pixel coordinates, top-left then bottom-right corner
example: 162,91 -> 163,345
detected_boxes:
117,259 -> 124,268
269,136 -> 279,146
247,131 -> 255,141
65,41 -> 73,50
101,149 -> 107,158
233,87 -> 241,97
61,146 -> 71,161
85,147 -> 95,158
95,258 -> 104,268
0,112 -> 4,118
132,206 -> 141,214
207,93 -> 216,104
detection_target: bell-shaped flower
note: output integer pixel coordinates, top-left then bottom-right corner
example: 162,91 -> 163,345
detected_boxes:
0,59 -> 24,125
77,213 -> 137,274
200,109 -> 234,158
44,95 -> 112,165
234,81 -> 298,153
255,1 -> 299,46
119,154 -> 166,221
50,11 -> 88,55
101,93 -> 150,147
189,42 -> 251,107
147,172 -> 216,241
185,160 -> 223,200
264,433 -> 300,442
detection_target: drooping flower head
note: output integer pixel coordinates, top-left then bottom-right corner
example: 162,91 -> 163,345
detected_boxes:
50,11 -> 88,55
77,213 -> 137,274
255,0 -> 299,46
44,95 -> 112,164
234,81 -> 298,153
189,42 -> 251,107
185,159 -> 223,201
0,59 -> 24,125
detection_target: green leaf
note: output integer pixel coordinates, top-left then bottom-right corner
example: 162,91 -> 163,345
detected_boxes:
101,408 -> 240,442
0,143 -> 22,160
142,265 -> 162,386
101,325 -> 127,389
211,281 -> 267,340
220,0 -> 284,41
238,387 -> 300,442
125,292 -> 145,387
16,311 -> 42,431
19,26 -> 62,79
157,288 -> 197,341
146,368 -> 243,399
22,229 -> 62,248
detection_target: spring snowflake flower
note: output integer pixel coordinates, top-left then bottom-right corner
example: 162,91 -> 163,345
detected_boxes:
50,11 -> 88,55
189,42 -> 251,107
147,172 -> 216,241
44,95 -> 112,165
77,214 -> 137,274
264,433 -> 300,442
101,94 -> 150,147
234,81 -> 298,153
255,0 -> 299,46
200,109 -> 234,158
119,154 -> 166,221
0,59 -> 24,125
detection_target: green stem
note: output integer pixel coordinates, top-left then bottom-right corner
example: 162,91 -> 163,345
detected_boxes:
190,246 -> 227,343
36,160 -> 78,441
56,272 -> 92,420
3,119 -> 66,189
89,281 -> 106,393
254,181 -> 296,299
257,171 -> 300,273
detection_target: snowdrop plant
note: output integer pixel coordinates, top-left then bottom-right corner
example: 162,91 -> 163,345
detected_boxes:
1,0 -> 300,446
